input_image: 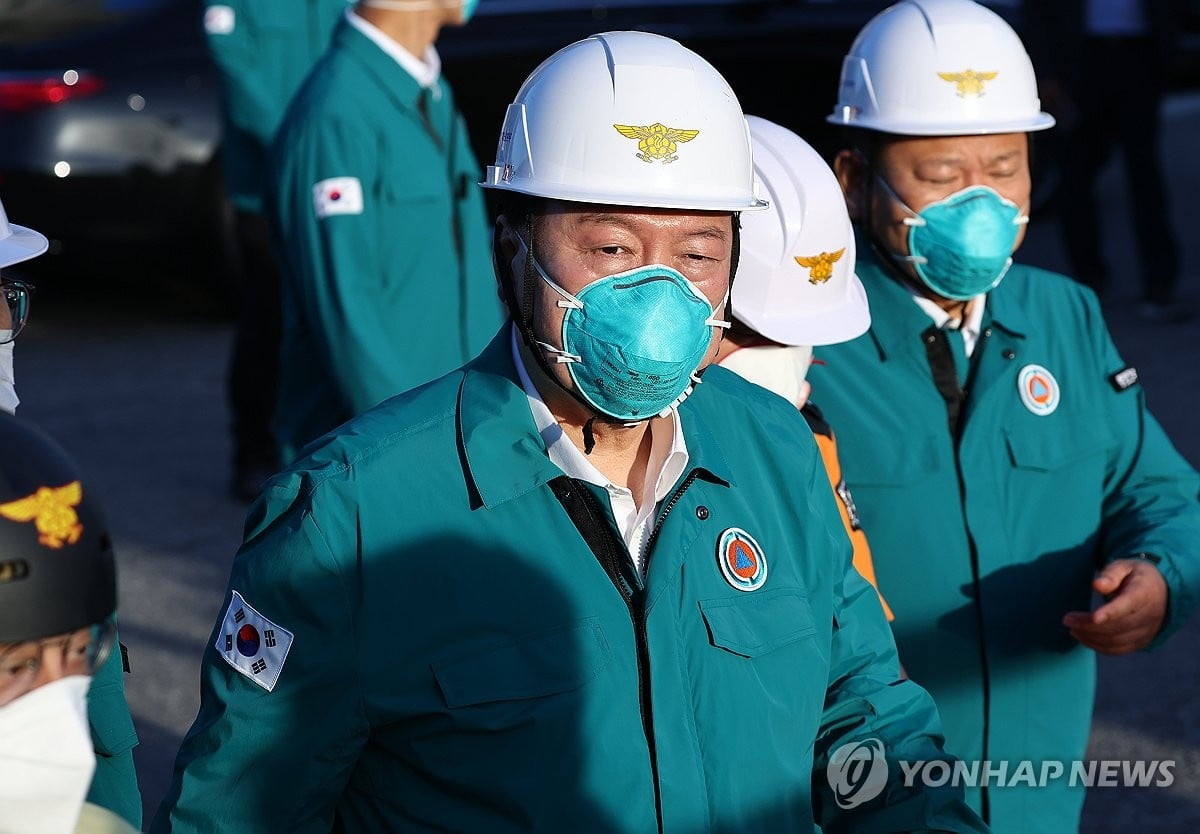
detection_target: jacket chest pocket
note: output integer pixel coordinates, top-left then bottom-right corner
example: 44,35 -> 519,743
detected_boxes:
841,432 -> 944,488
1004,414 -> 1113,472
433,619 -> 612,711
700,589 -> 819,658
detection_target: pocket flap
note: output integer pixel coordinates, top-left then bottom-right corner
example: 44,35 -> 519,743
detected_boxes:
1004,416 -> 1112,471
434,619 -> 612,708
700,589 -> 818,658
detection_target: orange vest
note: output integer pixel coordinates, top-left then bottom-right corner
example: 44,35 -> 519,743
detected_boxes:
802,404 -> 895,621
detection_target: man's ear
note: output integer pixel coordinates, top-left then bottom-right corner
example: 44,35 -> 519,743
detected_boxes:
834,149 -> 868,223
496,213 -> 520,263
493,214 -> 524,315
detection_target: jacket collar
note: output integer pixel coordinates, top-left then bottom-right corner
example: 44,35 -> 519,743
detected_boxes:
855,228 -> 1031,359
457,328 -> 733,509
333,14 -> 426,113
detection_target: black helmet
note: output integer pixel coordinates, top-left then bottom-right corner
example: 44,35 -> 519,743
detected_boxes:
0,412 -> 116,644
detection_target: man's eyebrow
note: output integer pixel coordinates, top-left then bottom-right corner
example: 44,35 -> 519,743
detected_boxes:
576,213 -> 729,241
985,148 -> 1024,165
685,225 -> 729,242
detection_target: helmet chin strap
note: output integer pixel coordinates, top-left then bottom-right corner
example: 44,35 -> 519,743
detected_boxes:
857,155 -> 927,294
495,215 -> 611,445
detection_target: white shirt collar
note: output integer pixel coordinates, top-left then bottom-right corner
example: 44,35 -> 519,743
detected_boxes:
346,9 -> 443,95
911,292 -> 987,357
510,326 -> 689,571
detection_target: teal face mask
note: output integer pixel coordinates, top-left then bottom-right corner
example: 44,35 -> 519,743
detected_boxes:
528,253 -> 729,422
878,180 -> 1027,301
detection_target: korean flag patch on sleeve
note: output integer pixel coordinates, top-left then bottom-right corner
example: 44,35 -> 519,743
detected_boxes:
313,176 -> 364,219
216,590 -> 294,692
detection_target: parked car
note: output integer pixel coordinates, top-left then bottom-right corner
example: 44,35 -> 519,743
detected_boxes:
0,0 -> 227,287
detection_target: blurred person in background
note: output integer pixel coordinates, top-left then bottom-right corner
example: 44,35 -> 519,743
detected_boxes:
267,0 -> 503,466
1023,0 -> 1190,320
0,411 -> 136,834
712,114 -> 894,623
0,197 -> 43,414
815,1 -> 1200,830
0,196 -> 142,830
202,0 -> 353,502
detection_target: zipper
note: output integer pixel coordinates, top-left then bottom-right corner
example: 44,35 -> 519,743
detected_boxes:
642,470 -> 701,558
955,328 -> 991,824
549,471 -> 702,832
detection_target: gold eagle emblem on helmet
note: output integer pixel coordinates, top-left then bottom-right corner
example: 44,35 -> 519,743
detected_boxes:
794,249 -> 846,285
0,480 -> 84,549
937,69 -> 999,98
613,123 -> 700,164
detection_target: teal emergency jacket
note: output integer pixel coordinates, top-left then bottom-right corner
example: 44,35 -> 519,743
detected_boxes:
86,627 -> 141,829
152,329 -> 988,833
203,0 -> 351,213
269,18 -> 503,464
808,241 -> 1200,833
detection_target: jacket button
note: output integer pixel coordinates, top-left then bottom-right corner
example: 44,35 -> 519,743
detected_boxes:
696,506 -> 710,520
1002,349 -> 1016,360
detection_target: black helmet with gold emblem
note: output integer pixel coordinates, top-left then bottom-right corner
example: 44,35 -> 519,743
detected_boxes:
0,411 -> 116,644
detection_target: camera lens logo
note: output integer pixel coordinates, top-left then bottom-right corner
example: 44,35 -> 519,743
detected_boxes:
827,738 -> 888,809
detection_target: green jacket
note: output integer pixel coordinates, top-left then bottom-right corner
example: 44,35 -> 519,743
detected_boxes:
269,18 -> 503,464
203,0 -> 351,212
808,242 -> 1200,833
152,329 -> 987,833
86,629 -> 141,829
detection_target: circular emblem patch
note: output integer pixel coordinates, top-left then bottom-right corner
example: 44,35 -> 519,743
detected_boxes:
1017,364 -> 1059,416
717,527 -> 767,592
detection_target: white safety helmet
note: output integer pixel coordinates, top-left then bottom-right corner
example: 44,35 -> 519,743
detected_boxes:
0,197 -> 47,269
482,30 -> 766,212
828,0 -> 1054,136
734,116 -> 869,346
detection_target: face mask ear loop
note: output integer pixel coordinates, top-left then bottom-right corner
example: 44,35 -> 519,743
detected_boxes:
859,150 -> 898,273
497,213 -> 572,375
860,164 -> 937,281
499,213 -> 610,422
705,287 -> 733,330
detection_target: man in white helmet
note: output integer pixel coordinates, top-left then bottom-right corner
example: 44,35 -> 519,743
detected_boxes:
266,0 -> 503,473
0,197 -> 143,830
810,1 -> 1200,831
713,115 -> 893,623
153,31 -> 986,833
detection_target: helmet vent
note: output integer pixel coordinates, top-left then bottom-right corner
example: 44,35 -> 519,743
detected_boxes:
0,559 -> 29,585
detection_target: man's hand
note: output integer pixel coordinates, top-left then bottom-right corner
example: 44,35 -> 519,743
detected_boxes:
1062,559 -> 1168,655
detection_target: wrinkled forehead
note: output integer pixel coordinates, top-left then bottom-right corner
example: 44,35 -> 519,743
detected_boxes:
871,131 -> 1030,172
